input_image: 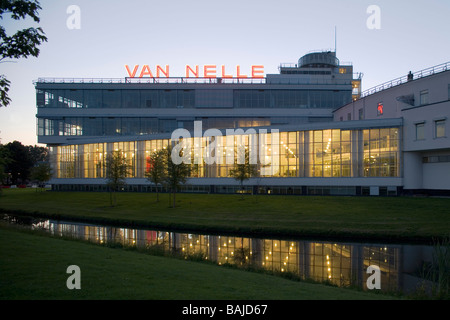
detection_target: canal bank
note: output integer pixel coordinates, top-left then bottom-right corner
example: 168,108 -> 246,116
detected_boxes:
0,222 -> 398,300
0,189 -> 449,245
0,190 -> 448,298
1,212 -> 447,297
0,206 -> 442,245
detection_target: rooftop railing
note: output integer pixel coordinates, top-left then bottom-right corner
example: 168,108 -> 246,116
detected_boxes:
360,61 -> 450,98
34,77 -> 267,85
33,78 -> 127,84
124,77 -> 266,84
34,76 -> 358,86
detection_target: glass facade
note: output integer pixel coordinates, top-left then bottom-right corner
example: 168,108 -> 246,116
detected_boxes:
37,89 -> 196,109
37,88 -> 351,110
36,87 -> 350,137
362,128 -> 399,177
37,117 -> 273,136
233,89 -> 350,109
53,127 -> 400,179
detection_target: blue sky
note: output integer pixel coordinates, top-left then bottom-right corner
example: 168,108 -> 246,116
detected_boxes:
1,0 -> 449,146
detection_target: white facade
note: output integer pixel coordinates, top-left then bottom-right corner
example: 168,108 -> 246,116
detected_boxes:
334,64 -> 450,193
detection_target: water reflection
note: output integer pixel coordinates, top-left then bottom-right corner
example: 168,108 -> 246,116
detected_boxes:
2,214 -> 436,295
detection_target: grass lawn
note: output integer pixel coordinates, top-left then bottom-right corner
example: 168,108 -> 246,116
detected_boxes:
0,225 -> 396,300
0,189 -> 449,243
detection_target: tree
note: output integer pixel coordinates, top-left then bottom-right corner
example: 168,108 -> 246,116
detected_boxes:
0,161 -> 6,189
105,150 -> 129,207
229,147 -> 258,199
145,149 -> 166,202
253,162 -> 271,202
0,144 -> 11,193
30,161 -> 51,192
0,0 -> 48,107
27,145 -> 49,163
164,145 -> 190,208
4,140 -> 34,184
1,141 -> 48,186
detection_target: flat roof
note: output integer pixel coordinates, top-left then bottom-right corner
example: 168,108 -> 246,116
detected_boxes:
334,61 -> 450,112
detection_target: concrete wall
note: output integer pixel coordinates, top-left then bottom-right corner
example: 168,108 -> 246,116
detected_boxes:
402,152 -> 423,190
402,100 -> 450,152
423,162 -> 450,190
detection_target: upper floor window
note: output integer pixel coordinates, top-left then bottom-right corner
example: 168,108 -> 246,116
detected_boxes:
420,90 -> 429,105
435,119 -> 446,138
358,108 -> 364,120
416,122 -> 425,140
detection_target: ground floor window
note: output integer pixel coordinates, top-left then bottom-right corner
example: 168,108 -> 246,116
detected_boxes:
53,127 -> 401,179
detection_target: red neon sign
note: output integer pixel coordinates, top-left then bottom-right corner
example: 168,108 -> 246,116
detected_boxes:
125,65 -> 264,79
377,102 -> 383,115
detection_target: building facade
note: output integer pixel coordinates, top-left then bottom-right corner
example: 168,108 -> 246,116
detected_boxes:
334,62 -> 450,194
35,52 -> 450,196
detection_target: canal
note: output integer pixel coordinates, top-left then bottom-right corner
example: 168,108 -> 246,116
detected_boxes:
1,213 -> 443,296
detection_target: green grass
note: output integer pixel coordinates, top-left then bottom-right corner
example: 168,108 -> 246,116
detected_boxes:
0,225 -> 395,300
1,189 -> 449,243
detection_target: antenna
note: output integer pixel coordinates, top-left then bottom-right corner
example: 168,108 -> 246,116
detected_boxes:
334,26 -> 337,54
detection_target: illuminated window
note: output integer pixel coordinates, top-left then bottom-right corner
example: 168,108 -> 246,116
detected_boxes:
377,103 -> 383,116
54,126 -> 401,180
339,68 -> 347,74
435,119 -> 446,138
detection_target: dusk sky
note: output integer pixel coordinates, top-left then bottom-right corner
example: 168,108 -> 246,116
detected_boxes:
1,0 -> 449,146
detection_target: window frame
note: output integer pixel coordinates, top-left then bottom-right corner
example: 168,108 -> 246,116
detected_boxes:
434,119 -> 446,139
419,90 -> 429,105
415,122 -> 425,141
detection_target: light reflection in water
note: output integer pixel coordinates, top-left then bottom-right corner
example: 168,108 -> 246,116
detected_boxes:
3,215 -> 435,294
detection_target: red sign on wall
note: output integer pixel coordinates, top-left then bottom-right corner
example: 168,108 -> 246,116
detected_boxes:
377,102 -> 383,115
